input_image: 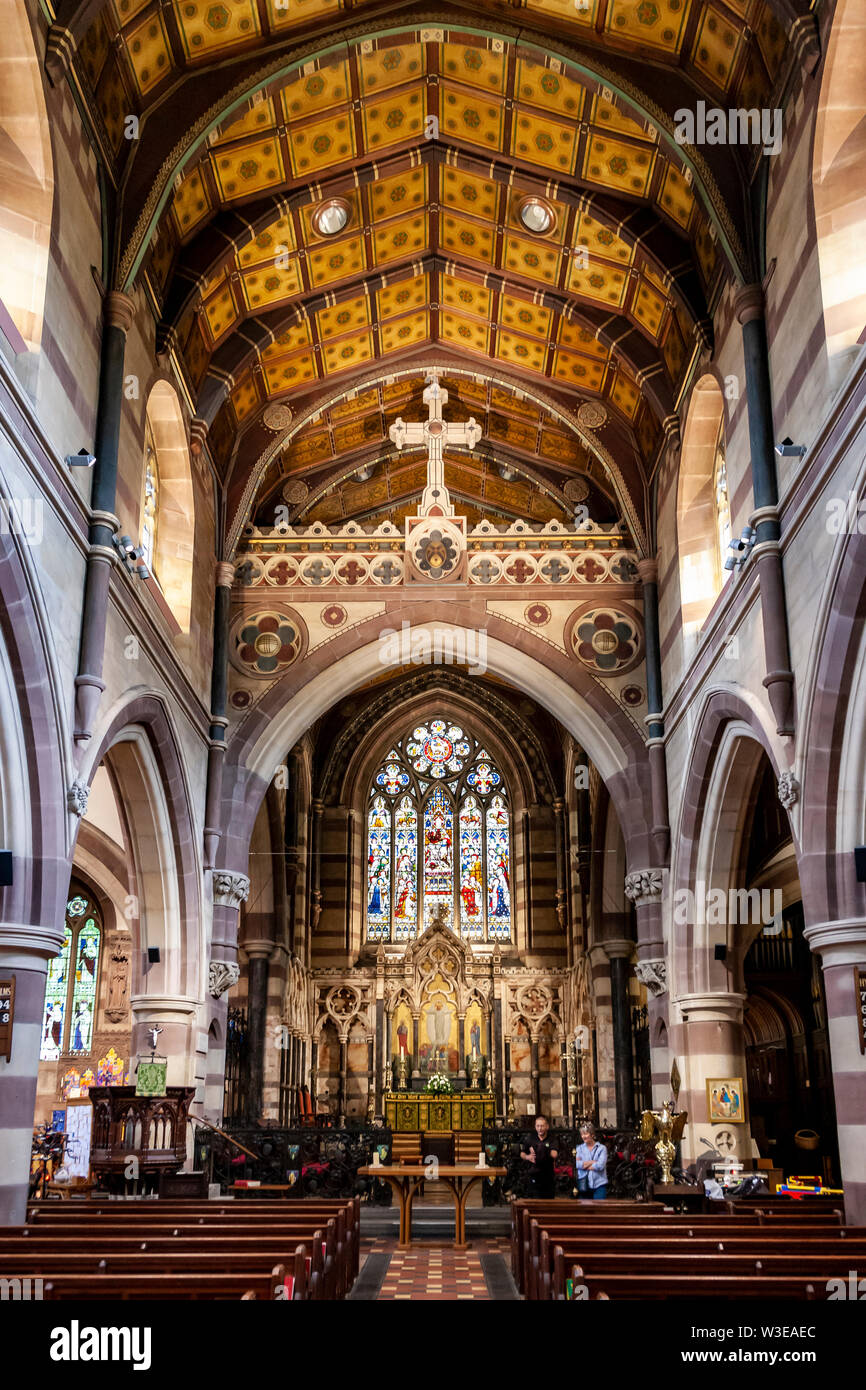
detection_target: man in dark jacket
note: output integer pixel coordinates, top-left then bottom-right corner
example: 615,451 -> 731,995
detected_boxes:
520,1114 -> 558,1198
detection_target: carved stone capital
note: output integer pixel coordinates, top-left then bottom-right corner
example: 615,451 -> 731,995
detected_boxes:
209,960 -> 240,998
777,772 -> 800,810
212,871 -> 250,908
635,958 -> 667,997
637,557 -> 658,586
103,292 -> 136,335
215,560 -> 235,589
733,283 -> 764,326
624,868 -> 664,906
67,780 -> 90,818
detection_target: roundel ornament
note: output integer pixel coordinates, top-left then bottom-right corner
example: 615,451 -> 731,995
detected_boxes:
406,515 -> 465,582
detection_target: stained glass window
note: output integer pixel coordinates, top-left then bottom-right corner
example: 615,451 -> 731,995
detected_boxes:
486,796 -> 511,939
365,718 -> 511,943
141,428 -> 159,573
40,885 -> 103,1060
714,422 -> 732,588
393,796 -> 418,941
367,797 -> 391,940
459,797 -> 484,940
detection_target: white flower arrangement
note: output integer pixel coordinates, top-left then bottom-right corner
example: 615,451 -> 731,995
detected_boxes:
425,1072 -> 453,1095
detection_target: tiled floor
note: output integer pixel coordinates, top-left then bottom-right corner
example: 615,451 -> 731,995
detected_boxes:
357,1236 -> 514,1301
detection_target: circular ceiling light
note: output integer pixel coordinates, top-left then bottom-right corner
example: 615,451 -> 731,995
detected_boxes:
517,195 -> 556,236
312,197 -> 351,237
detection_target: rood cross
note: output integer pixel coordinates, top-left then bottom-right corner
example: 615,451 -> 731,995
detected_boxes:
389,371 -> 482,517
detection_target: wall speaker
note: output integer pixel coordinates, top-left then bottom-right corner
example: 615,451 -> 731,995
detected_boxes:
714,943 -> 728,962
855,847 -> 866,883
147,946 -> 160,964
0,851 -> 11,886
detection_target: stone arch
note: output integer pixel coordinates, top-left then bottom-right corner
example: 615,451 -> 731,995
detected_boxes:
0,3 -> 54,352
143,381 -> 196,633
676,373 -> 730,645
812,0 -> 866,371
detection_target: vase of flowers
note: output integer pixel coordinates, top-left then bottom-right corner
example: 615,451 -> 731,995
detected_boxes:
425,1073 -> 453,1095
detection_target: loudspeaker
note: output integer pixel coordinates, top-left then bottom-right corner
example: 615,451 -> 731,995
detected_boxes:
147,946 -> 160,964
714,943 -> 728,961
855,847 -> 866,883
0,851 -> 11,886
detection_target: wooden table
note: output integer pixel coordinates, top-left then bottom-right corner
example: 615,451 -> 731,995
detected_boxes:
359,1164 -> 507,1247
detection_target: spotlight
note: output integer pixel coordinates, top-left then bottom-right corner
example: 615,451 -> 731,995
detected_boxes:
113,533 -> 149,579
66,448 -> 96,468
774,437 -> 806,458
724,526 -> 756,572
517,195 -> 556,236
311,197 -> 351,237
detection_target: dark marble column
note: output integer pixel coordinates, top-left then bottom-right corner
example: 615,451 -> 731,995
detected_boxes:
457,1013 -> 466,1078
530,1037 -> 541,1114
375,997 -> 385,1110
638,559 -> 671,865
242,941 -> 272,1122
204,560 -> 235,868
605,941 -> 635,1127
73,291 -> 136,746
338,1037 -> 348,1124
734,283 -> 795,736
493,997 -> 503,1111
411,1012 -> 420,1081
553,797 -> 570,964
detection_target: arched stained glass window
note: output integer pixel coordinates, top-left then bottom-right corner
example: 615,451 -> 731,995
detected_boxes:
714,422 -> 732,588
40,884 -> 103,1059
365,719 -> 511,943
141,427 -> 159,573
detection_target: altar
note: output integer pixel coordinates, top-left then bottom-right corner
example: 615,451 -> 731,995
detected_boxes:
385,1091 -> 495,1132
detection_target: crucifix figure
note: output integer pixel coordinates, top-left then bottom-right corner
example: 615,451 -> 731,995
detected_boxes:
389,371 -> 482,517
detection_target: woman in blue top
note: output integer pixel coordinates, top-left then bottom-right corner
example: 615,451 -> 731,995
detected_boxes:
575,1122 -> 608,1199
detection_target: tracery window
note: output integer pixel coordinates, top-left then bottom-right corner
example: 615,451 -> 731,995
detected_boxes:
366,719 -> 511,943
141,425 -> 160,573
40,884 -> 102,1059
714,423 -> 732,587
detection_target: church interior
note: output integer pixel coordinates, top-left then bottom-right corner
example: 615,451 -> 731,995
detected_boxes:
1,0 -> 866,1318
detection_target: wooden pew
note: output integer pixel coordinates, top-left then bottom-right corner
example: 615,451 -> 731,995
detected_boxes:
42,1261 -> 292,1301
563,1266 -> 822,1300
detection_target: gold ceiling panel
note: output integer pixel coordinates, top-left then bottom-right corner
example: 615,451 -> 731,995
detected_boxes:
502,232 -> 562,286
359,41 -> 427,94
368,167 -> 428,222
240,260 -> 303,311
552,347 -> 607,391
238,216 -> 297,268
499,296 -> 553,340
582,134 -> 656,197
516,58 -> 586,119
441,168 -> 499,222
487,416 -> 538,451
266,0 -> 339,31
441,86 -> 506,153
362,89 -> 426,153
280,61 -> 351,120
322,330 -> 375,375
590,94 -> 654,142
566,258 -> 629,307
557,321 -> 610,360
211,137 -> 286,202
441,215 -> 496,266
214,97 -> 277,145
511,109 -> 580,174
440,310 -> 490,356
288,111 -> 356,177
440,275 -> 493,322
380,309 -> 429,353
372,212 -> 428,266
657,163 -> 695,229
171,167 -> 211,241
691,5 -> 744,92
661,313 -> 687,380
124,11 -> 172,94
496,329 -> 548,374
331,388 -> 380,419
441,43 -> 507,94
573,211 -> 635,266
332,415 -> 382,451
524,0 -> 598,29
633,279 -> 667,338
261,322 -> 312,360
604,0 -> 693,54
317,296 -> 371,341
307,233 -> 366,287
112,0 -> 151,22
377,276 -> 429,320
262,350 -> 318,393
610,367 -> 641,419
172,0 -> 261,62
230,372 -> 263,422
202,278 -> 237,343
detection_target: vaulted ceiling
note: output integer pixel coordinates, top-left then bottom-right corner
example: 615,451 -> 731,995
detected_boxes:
55,0 -> 803,549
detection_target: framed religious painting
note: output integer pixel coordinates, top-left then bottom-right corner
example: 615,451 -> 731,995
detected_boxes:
706,1077 -> 745,1123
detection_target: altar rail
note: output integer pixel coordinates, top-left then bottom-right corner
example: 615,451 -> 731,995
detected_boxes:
195,1126 -> 393,1203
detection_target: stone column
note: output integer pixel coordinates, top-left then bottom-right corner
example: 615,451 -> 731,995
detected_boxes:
625,869 -> 669,1105
338,1035 -> 348,1125
411,1011 -> 420,1081
0,919 -> 67,1223
375,996 -> 385,1110
241,938 -> 273,1123
73,291 -> 137,747
553,797 -> 570,964
203,560 -> 235,869
604,939 -> 635,1127
457,1012 -> 466,1079
637,559 -> 671,865
734,284 -> 795,737
204,871 -> 249,1122
530,1036 -> 541,1113
308,800 -> 323,936
674,991 -> 749,1167
804,920 -> 866,1225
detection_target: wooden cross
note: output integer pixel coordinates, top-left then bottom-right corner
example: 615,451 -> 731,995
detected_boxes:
389,371 -> 482,517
